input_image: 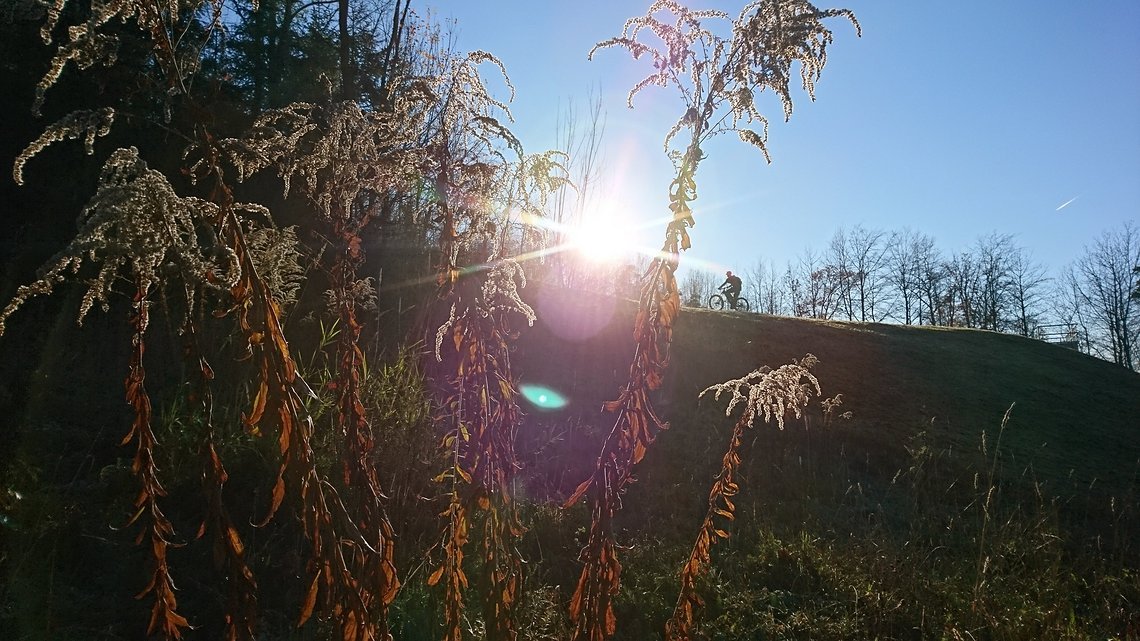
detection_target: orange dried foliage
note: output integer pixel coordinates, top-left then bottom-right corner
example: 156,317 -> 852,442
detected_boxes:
182,315 -> 260,641
122,282 -> 190,641
328,224 -> 401,637
430,296 -> 527,641
664,415 -> 747,641
223,213 -> 398,640
565,259 -> 679,641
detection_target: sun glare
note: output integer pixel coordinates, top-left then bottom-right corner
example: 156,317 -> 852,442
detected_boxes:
569,214 -> 633,263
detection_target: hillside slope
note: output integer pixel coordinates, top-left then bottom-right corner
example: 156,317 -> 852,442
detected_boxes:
513,286 -> 1140,638
517,287 -> 1139,499
673,307 -> 1140,494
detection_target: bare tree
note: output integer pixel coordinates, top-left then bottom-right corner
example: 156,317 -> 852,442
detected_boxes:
766,260 -> 789,315
827,227 -> 855,319
746,258 -> 786,315
1069,223 -> 1140,370
946,250 -> 982,327
827,225 -> 891,322
1007,247 -> 1050,337
745,259 -> 766,310
783,262 -> 805,317
972,232 -> 1017,331
793,247 -> 839,319
913,234 -> 948,325
849,225 -> 890,321
680,268 -> 718,308
885,228 -> 927,324
1054,265 -> 1089,347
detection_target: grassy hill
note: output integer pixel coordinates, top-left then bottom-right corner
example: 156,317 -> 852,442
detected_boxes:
511,286 -> 1140,640
518,287 -> 1139,499
671,306 -> 1140,495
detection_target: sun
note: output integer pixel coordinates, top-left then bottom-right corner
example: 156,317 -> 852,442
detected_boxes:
568,212 -> 634,263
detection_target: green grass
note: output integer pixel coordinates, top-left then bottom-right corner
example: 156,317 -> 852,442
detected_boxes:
514,287 -> 1140,639
519,290 -> 1139,502
669,308 -> 1140,492
679,307 -> 1135,499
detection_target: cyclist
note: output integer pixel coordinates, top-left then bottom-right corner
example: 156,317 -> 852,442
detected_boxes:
719,270 -> 743,310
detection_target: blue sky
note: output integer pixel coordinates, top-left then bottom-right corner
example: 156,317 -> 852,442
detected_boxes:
433,1 -> 1140,277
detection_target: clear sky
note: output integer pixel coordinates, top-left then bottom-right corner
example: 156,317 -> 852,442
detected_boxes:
431,1 -> 1140,278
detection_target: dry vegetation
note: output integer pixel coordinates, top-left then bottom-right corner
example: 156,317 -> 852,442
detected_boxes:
0,2 -> 1135,641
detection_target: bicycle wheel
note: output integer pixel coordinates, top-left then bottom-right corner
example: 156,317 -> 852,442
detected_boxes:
735,298 -> 751,312
707,293 -> 726,310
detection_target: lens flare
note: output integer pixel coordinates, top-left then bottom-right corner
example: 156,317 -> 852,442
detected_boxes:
520,384 -> 568,409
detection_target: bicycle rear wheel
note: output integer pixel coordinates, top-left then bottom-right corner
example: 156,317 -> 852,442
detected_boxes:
707,293 -> 726,310
735,298 -> 751,312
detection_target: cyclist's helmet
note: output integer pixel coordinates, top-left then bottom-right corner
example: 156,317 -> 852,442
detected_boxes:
726,270 -> 733,276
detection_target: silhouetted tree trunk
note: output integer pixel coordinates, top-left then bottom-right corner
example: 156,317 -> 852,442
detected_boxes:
339,0 -> 353,100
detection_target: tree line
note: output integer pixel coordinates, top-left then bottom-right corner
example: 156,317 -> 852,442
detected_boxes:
680,222 -> 1140,370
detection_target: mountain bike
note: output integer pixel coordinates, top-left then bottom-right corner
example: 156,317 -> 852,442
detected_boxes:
707,293 -> 750,312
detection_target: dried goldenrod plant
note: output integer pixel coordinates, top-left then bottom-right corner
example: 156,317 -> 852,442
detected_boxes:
0,146 -> 248,639
11,4 -> 280,638
430,260 -> 535,641
197,130 -> 400,638
246,225 -> 306,311
32,0 -> 225,115
207,80 -> 438,638
12,107 -> 114,185
666,355 -> 821,640
184,315 -> 259,641
9,2 -> 422,639
569,2 -> 857,638
422,49 -> 568,640
1,147 -> 239,335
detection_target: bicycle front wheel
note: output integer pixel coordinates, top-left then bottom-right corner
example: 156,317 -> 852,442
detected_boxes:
707,294 -> 726,310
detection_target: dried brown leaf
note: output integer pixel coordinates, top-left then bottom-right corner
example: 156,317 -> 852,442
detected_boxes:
297,573 -> 320,627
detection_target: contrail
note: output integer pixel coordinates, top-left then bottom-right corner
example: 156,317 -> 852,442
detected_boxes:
1055,196 -> 1079,211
